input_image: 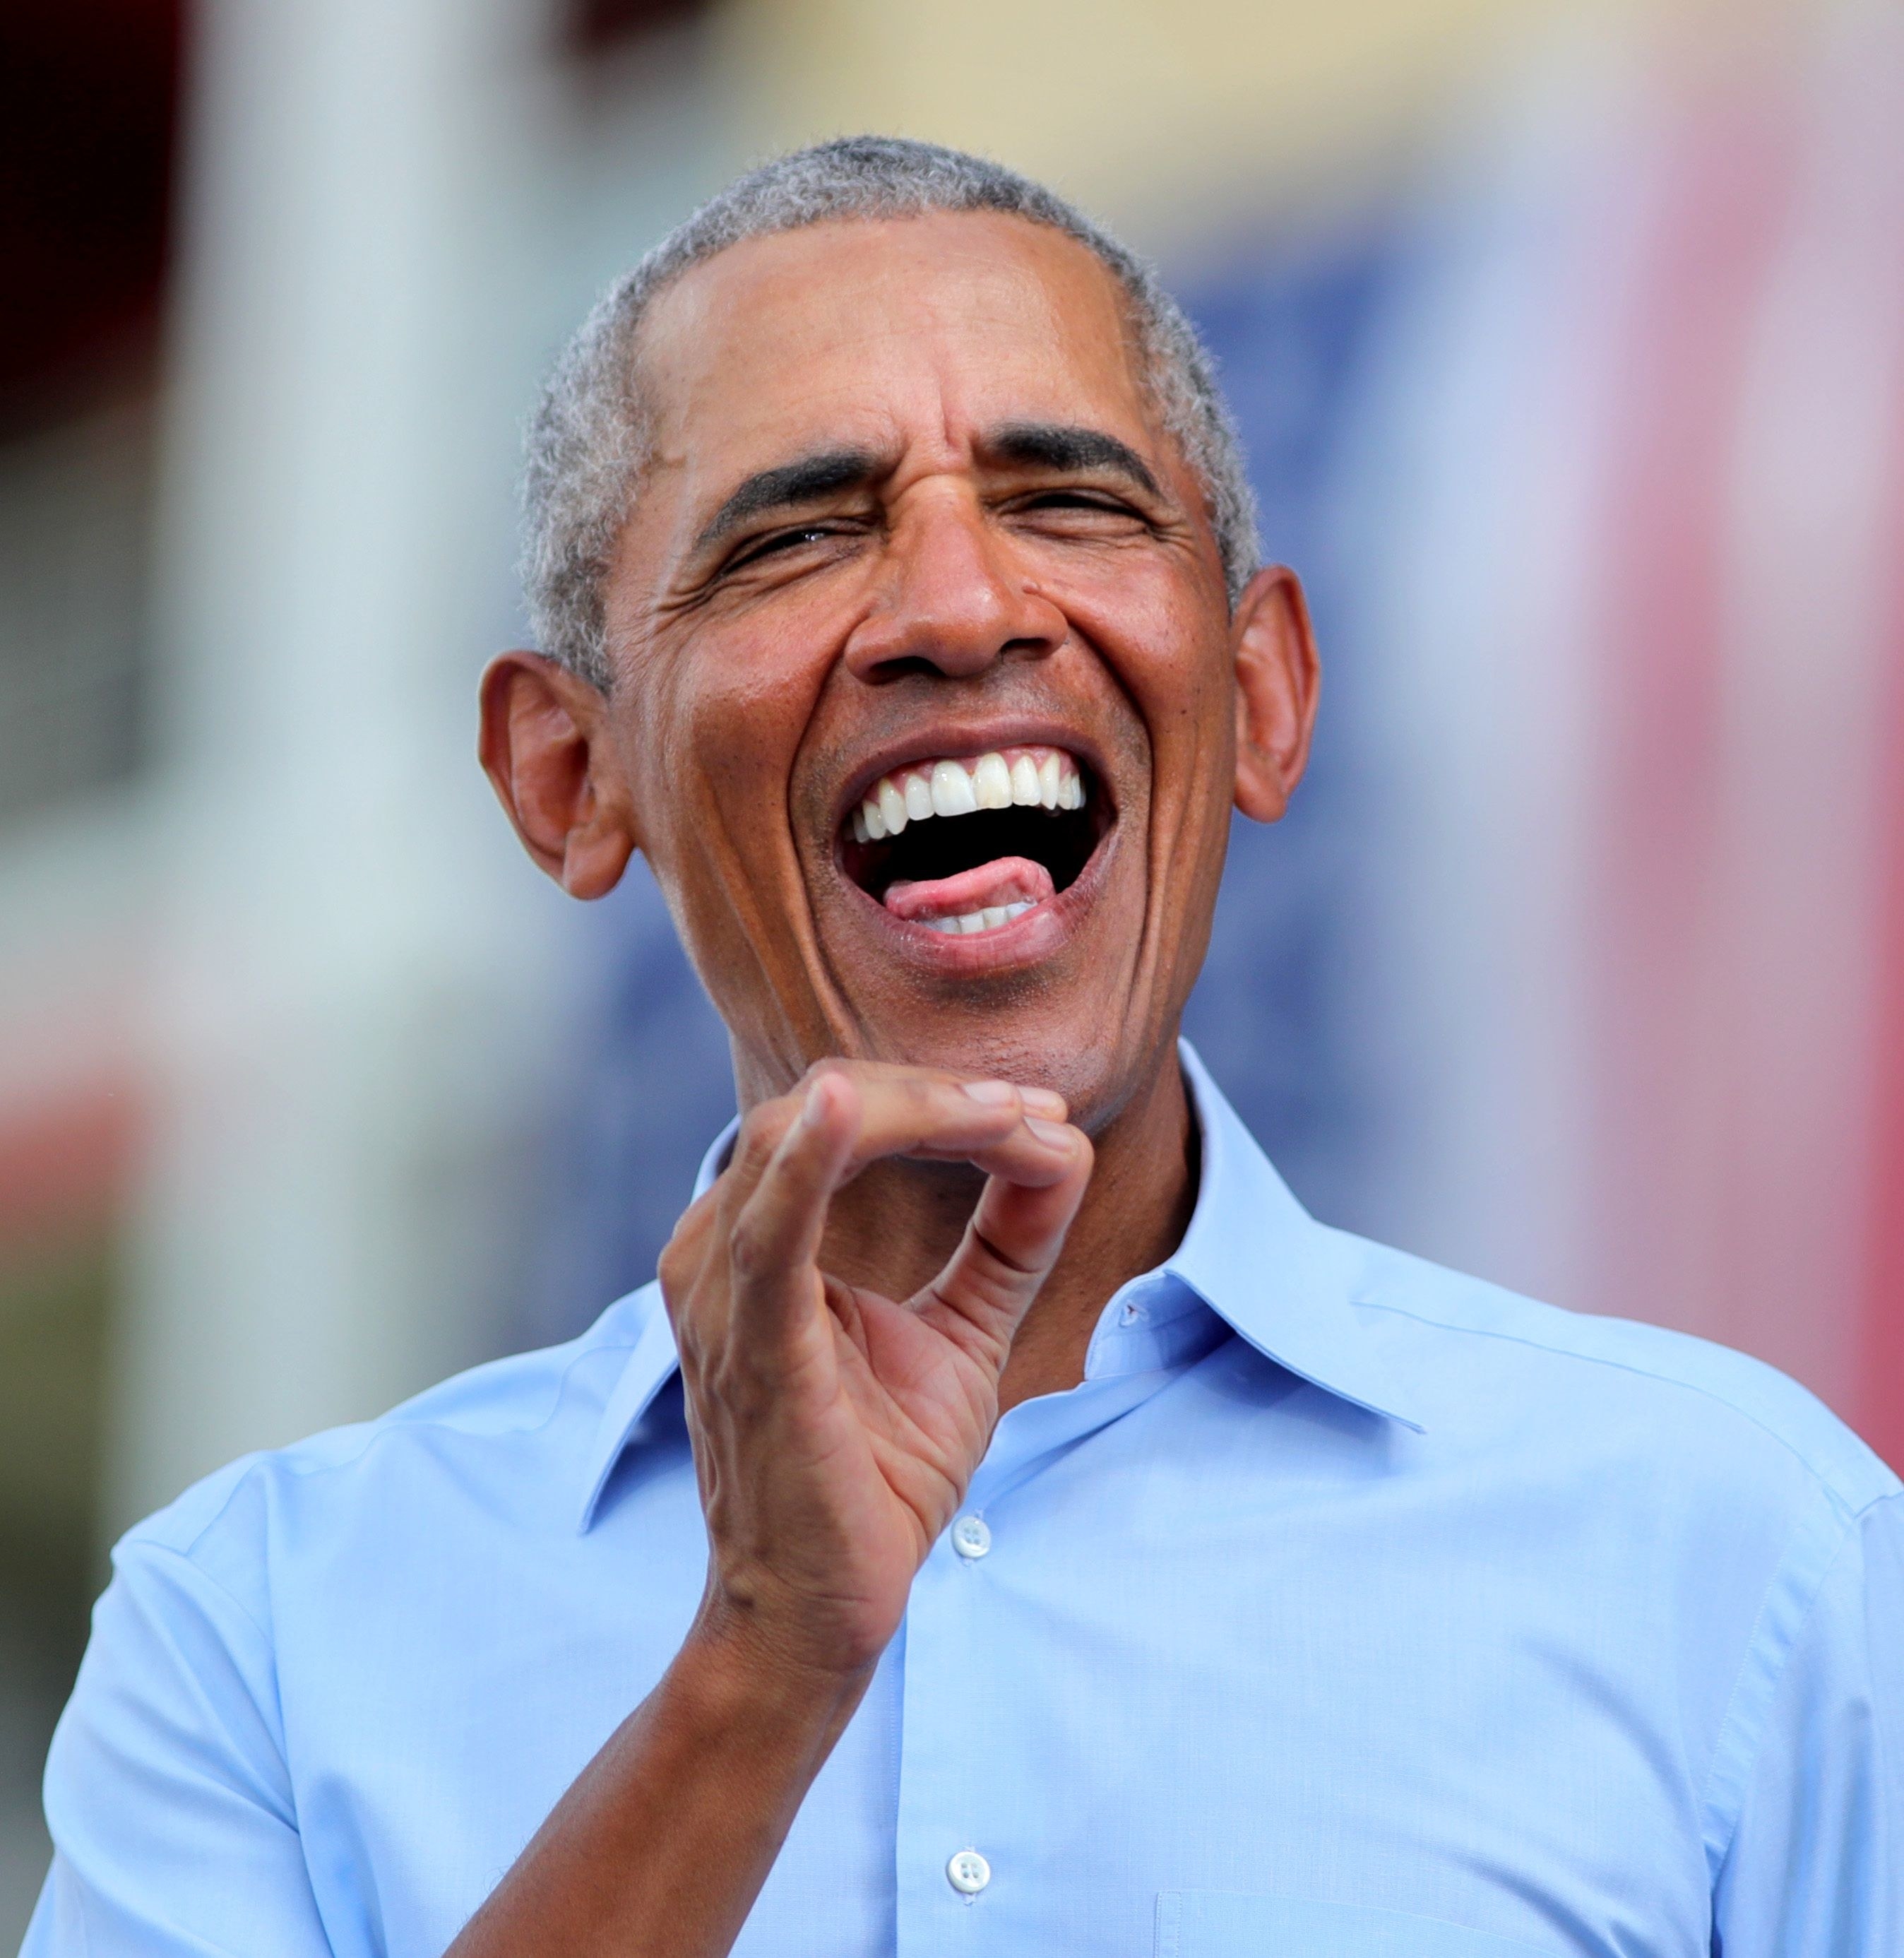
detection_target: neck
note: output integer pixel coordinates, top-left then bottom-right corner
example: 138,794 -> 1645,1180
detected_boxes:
799,1042 -> 1199,1413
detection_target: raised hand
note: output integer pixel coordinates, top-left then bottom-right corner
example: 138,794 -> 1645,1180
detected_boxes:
658,1060 -> 1093,1683
451,1060 -> 1090,1958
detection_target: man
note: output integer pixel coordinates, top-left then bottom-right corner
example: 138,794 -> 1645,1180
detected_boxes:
26,136 -> 1901,1958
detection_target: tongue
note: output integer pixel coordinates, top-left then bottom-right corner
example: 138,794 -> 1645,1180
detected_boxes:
883,855 -> 1056,922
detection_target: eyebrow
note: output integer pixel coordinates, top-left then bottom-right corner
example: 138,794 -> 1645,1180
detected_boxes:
689,420 -> 1163,558
982,420 -> 1160,497
693,446 -> 885,554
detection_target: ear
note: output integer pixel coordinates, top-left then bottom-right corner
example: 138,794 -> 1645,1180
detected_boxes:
1230,565 -> 1321,824
477,651 -> 638,898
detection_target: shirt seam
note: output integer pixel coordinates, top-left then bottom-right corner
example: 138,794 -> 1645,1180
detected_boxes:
1697,1490 -> 1894,1884
1352,1295 -> 1886,1510
141,1536 -> 278,1670
130,1538 -> 302,1837
163,1336 -> 644,1565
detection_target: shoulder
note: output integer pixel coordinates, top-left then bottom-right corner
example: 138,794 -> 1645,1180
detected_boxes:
1333,1230 -> 1898,1524
120,1288 -> 660,1611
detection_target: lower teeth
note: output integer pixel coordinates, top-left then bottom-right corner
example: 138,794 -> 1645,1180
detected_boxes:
920,900 -> 1034,935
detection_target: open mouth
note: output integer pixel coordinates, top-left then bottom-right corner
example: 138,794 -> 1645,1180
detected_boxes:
838,745 -> 1110,935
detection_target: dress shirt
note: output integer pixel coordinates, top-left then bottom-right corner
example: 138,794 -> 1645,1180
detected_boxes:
24,1045 -> 1903,1957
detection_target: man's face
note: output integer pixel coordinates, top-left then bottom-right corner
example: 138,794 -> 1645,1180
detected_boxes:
588,212 -> 1302,1126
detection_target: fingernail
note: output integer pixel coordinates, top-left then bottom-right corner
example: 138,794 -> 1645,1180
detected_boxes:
1025,1116 -> 1074,1150
962,1079 -> 1018,1105
1020,1086 -> 1068,1119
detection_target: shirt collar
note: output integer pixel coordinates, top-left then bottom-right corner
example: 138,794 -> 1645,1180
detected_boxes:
573,1120 -> 744,1531
578,1040 -> 1421,1531
1166,1042 -> 1424,1433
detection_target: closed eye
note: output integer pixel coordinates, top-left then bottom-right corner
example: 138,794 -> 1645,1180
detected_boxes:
1018,490 -> 1133,512
722,522 -> 854,575
1006,489 -> 1152,533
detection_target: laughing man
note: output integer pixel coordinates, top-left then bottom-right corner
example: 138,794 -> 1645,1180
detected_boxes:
28,138 -> 1902,1958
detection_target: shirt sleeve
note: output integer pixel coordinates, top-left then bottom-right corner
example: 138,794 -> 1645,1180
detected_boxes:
1710,1490 -> 1904,1958
21,1526 -> 335,1958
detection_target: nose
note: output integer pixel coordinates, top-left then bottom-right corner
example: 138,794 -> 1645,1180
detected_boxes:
841,487 -> 1066,683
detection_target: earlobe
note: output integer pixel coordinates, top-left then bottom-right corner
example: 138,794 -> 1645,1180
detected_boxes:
477,651 -> 639,898
1230,566 -> 1321,825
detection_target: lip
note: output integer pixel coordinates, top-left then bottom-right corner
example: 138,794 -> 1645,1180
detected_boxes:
827,716 -> 1114,835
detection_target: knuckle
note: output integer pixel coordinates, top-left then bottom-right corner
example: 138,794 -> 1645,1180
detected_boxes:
656,1194 -> 715,1296
656,1238 -> 684,1295
727,1216 -> 778,1288
656,1234 -> 694,1302
733,1105 -> 792,1176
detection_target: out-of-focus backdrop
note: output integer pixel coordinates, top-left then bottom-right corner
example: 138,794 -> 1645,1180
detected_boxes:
4,0 -> 1901,1928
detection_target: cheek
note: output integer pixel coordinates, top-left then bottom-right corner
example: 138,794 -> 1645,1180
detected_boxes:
636,620 -> 835,843
1048,552 -> 1230,720
1076,616 -> 1234,793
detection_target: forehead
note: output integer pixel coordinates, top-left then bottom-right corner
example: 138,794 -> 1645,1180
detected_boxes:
633,212 -> 1156,483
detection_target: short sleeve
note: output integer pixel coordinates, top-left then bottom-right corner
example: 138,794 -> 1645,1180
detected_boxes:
21,1526 -> 335,1958
1711,1490 -> 1904,1957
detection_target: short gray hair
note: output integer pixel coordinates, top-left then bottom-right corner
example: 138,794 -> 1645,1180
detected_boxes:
522,135 -> 1259,687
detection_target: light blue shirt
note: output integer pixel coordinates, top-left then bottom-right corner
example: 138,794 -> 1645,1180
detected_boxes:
25,1047 -> 1903,1958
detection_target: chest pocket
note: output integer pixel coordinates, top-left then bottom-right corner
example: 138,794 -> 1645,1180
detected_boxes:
1157,1892 -> 1563,1957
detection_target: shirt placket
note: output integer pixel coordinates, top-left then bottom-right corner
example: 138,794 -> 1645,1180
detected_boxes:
888,1355 -> 1182,1958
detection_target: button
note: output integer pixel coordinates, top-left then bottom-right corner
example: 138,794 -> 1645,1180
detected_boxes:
946,1848 -> 991,1894
950,1514 -> 991,1560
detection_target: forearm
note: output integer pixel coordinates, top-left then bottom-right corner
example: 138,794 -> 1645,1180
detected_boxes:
447,1620 -> 873,1958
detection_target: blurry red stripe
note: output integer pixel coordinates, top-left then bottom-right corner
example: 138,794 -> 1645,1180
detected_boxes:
0,1078 -> 141,1244
1590,90 -> 1797,1331
1859,405 -> 1904,1473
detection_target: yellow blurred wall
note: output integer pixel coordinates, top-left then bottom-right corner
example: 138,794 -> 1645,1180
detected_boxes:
703,0 -> 1742,234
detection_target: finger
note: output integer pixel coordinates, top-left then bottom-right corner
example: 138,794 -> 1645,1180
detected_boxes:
895,1121 -> 1083,1187
823,1072 -> 1071,1180
725,1071 -> 861,1340
785,1058 -> 1068,1125
915,1125 -> 1094,1361
714,1064 -> 1077,1281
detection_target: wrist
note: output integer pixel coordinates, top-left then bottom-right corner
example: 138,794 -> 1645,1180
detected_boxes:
674,1596 -> 879,1750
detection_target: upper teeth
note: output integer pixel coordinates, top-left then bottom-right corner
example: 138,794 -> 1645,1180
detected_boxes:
850,747 -> 1084,843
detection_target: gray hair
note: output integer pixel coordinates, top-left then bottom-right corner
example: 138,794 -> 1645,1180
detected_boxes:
521,135 -> 1259,687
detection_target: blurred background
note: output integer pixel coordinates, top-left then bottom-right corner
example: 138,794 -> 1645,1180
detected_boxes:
3,0 -> 1900,1927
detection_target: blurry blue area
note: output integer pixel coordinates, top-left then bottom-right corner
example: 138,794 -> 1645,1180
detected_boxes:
521,214 -> 1410,1346
1181,215 -> 1407,1233
520,865 -> 734,1347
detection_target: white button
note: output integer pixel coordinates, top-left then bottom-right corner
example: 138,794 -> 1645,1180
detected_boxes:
946,1848 -> 991,1894
950,1514 -> 991,1560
